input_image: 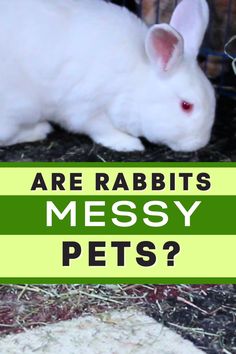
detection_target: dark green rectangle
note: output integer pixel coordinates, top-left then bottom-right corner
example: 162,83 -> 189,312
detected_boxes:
0,278 -> 235,284
0,195 -> 235,235
0,162 -> 235,167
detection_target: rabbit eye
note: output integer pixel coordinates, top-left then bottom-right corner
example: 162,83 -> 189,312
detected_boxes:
181,101 -> 193,113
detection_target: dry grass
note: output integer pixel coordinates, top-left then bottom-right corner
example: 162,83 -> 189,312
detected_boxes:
0,284 -> 235,353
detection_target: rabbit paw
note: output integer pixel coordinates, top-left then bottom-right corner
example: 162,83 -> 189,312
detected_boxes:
81,113 -> 144,152
95,132 -> 144,152
12,122 -> 53,145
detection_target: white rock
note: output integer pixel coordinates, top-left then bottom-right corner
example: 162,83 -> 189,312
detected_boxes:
0,311 -> 205,354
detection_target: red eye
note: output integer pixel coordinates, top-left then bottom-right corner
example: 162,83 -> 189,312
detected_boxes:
181,101 -> 193,113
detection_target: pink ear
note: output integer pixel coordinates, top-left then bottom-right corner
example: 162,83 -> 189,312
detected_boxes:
170,0 -> 209,58
145,24 -> 184,72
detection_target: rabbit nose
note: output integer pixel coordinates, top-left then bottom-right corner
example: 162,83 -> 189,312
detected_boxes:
169,135 -> 210,152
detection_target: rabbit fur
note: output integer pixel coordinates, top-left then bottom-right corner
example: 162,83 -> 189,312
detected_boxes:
0,0 -> 216,152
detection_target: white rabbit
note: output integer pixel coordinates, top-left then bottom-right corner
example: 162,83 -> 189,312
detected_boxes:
0,0 -> 215,152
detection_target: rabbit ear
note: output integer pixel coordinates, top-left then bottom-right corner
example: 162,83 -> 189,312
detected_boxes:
170,0 -> 209,58
145,24 -> 184,72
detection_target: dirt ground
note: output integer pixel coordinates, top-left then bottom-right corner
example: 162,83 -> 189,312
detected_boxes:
0,285 -> 235,354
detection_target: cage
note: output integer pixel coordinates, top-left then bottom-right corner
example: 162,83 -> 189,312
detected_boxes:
109,0 -> 236,97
